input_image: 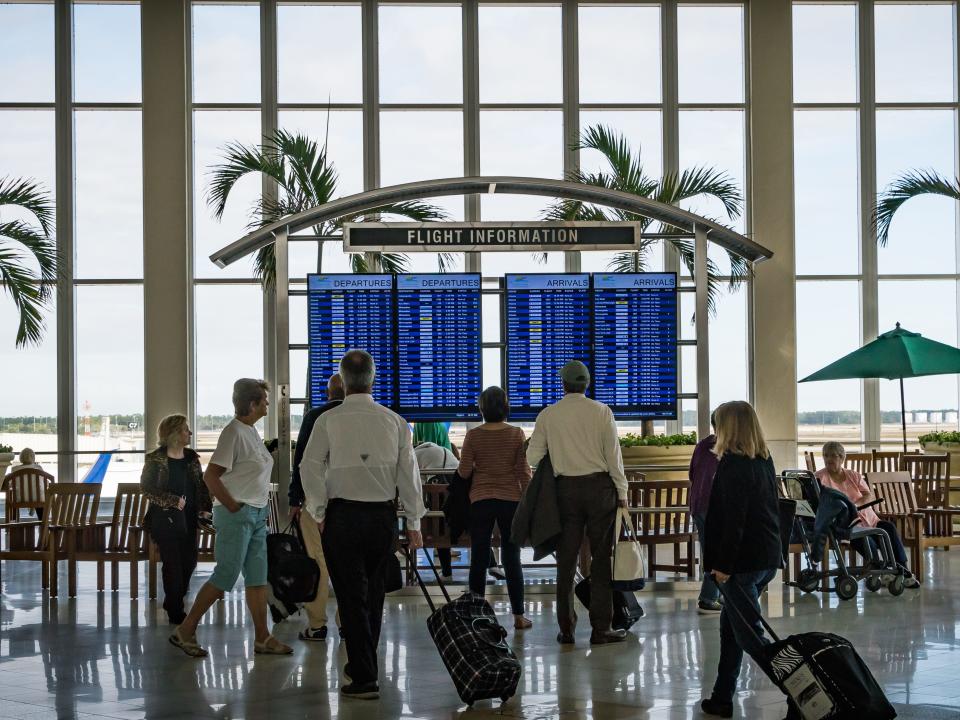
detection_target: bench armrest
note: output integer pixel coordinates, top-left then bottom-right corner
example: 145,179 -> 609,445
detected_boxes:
0,520 -> 42,529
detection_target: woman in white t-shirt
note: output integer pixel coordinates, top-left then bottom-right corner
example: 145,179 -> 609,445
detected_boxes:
170,378 -> 293,658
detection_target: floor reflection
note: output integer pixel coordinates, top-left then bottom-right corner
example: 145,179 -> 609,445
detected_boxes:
0,551 -> 958,719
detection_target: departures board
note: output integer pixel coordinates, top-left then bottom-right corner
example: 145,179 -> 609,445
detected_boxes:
504,274 -> 592,420
592,273 -> 678,419
396,274 -> 482,420
307,274 -> 395,407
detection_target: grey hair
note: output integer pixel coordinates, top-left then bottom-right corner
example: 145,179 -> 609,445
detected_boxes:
232,378 -> 269,416
340,349 -> 376,392
822,441 -> 846,458
19,447 -> 35,464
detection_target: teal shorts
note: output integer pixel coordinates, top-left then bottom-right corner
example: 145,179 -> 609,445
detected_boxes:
210,504 -> 269,592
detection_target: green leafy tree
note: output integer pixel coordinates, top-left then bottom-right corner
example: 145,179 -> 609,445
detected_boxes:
874,169 -> 960,247
207,129 -> 450,285
543,125 -> 749,312
0,177 -> 57,346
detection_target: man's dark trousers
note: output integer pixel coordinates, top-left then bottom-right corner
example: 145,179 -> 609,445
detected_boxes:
321,499 -> 396,685
555,474 -> 618,633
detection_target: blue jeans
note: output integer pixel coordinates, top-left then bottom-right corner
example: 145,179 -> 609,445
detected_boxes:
712,568 -> 778,702
693,514 -> 720,604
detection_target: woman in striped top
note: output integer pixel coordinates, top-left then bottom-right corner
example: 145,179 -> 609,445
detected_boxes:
457,386 -> 533,629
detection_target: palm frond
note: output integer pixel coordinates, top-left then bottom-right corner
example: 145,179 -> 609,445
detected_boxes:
0,247 -> 47,347
576,125 -> 651,193
656,166 -> 743,221
607,251 -> 649,273
0,220 -> 57,291
206,140 -> 286,220
874,169 -> 960,247
350,252 -> 410,274
436,252 -> 458,273
0,177 -> 54,237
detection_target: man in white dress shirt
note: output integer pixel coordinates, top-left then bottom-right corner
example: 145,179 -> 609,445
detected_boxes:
526,360 -> 629,646
300,349 -> 425,700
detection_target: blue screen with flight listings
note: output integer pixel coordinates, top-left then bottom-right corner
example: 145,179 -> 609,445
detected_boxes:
396,273 -> 482,420
592,273 -> 678,419
504,274 -> 592,420
307,274 -> 395,407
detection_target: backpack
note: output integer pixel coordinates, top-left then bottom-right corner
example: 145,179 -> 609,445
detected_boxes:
266,518 -> 321,605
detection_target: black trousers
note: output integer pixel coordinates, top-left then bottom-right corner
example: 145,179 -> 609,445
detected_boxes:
322,500 -> 395,686
148,508 -> 198,622
469,499 -> 524,615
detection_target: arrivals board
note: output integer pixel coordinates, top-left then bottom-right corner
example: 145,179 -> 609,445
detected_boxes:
504,274 -> 592,420
592,273 -> 678,419
307,274 -> 395,407
396,274 -> 482,420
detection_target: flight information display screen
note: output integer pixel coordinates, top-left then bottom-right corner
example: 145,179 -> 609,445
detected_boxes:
505,274 -> 592,420
592,273 -> 678,419
396,274 -> 482,420
307,274 -> 395,407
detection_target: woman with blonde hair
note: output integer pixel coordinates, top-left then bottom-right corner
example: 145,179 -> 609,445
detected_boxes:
141,414 -> 210,625
700,401 -> 785,719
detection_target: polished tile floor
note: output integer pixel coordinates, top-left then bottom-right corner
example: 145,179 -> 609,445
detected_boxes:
1,552 -> 959,720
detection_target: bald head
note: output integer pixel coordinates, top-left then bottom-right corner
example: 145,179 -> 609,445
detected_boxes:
339,349 -> 376,393
327,372 -> 345,401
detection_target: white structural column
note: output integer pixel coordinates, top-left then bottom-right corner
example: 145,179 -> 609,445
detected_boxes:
561,0 -> 580,274
262,0 -> 279,440
747,0 -> 798,470
141,0 -> 192,450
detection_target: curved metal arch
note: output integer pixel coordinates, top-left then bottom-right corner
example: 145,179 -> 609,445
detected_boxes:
209,175 -> 773,268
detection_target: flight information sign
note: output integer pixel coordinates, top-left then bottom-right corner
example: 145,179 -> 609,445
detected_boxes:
592,273 -> 678,419
505,274 -> 592,420
307,274 -> 395,407
396,274 -> 482,420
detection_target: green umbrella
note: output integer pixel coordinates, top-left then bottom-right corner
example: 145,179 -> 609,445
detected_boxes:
799,323 -> 960,452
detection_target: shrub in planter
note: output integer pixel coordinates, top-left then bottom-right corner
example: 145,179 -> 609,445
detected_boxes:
619,433 -> 698,480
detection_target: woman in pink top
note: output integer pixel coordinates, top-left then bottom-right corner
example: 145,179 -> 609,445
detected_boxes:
815,441 -> 918,588
458,386 -> 533,629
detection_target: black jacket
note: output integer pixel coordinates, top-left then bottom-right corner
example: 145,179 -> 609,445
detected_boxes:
510,454 -> 561,560
442,470 -> 472,543
289,399 -> 343,507
704,452 -> 782,575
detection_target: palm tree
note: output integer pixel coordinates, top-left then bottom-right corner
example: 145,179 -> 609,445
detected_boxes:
874,169 -> 959,247
207,129 -> 450,286
543,125 -> 749,312
0,177 -> 56,347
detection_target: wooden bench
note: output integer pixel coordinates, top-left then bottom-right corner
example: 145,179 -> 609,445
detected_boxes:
625,478 -> 696,579
868,471 -> 960,581
42,483 -> 105,598
899,454 -> 956,545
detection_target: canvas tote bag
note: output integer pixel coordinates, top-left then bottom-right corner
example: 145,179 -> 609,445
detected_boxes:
611,507 -> 646,591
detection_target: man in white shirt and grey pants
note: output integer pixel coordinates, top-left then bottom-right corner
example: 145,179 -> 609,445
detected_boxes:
526,360 -> 629,646
301,350 -> 426,700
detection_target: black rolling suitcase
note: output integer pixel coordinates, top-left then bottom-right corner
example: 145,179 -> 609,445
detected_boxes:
574,573 -> 644,631
718,582 -> 896,720
403,545 -> 521,705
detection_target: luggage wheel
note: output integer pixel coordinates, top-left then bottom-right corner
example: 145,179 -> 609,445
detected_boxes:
797,569 -> 821,594
864,575 -> 882,593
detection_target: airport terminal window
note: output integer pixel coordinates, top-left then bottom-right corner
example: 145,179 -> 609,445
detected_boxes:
277,3 -> 362,104
876,109 -> 957,275
677,4 -> 744,104
74,111 -> 144,279
192,110 -> 262,279
479,5 -> 562,103
796,281 -> 862,440
875,3 -> 955,104
0,110 -> 55,204
792,3 -> 856,104
73,2 -> 142,104
76,286 -> 144,483
879,280 -> 959,423
578,5 -> 661,104
794,110 -> 859,275
191,3 -> 260,104
195,285 -> 264,437
379,5 -> 462,104
0,2 -> 53,103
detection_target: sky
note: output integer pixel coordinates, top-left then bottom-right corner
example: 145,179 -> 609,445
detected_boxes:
1,1 -> 959,423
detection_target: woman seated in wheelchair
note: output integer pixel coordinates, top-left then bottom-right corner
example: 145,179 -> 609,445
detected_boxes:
815,442 -> 919,589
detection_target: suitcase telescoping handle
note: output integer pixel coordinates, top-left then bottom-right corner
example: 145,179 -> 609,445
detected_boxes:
714,576 -> 781,644
400,543 -> 452,613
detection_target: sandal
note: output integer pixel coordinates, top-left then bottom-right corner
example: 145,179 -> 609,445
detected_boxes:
255,635 -> 294,655
169,627 -> 208,658
514,616 -> 533,630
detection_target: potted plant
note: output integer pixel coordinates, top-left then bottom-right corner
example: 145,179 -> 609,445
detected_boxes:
0,443 -> 15,477
619,432 -> 698,480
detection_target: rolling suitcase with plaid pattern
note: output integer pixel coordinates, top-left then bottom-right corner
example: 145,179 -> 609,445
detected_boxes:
403,546 -> 521,705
